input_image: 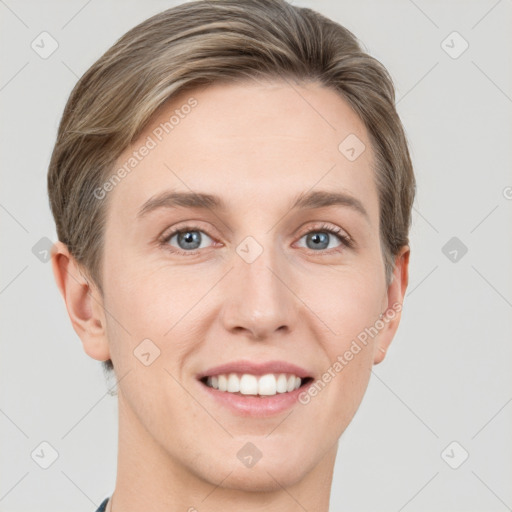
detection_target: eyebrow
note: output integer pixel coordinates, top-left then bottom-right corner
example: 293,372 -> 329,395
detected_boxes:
137,189 -> 370,222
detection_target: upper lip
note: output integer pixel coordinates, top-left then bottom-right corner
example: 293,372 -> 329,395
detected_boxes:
197,360 -> 313,380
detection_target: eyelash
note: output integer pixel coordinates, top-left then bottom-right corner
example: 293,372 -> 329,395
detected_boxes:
158,222 -> 354,257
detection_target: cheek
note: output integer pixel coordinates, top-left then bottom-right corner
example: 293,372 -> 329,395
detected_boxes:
102,258 -> 208,373
307,331 -> 375,440
103,252 -> 174,326
305,271 -> 381,414
303,266 -> 384,340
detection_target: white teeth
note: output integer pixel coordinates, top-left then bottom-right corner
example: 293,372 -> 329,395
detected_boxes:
258,374 -> 276,396
276,373 -> 288,393
204,372 -> 305,396
227,373 -> 240,392
239,374 -> 258,395
286,375 -> 296,392
218,374 -> 227,392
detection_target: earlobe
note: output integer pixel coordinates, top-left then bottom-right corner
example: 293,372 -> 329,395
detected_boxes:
373,245 -> 410,365
51,241 -> 111,362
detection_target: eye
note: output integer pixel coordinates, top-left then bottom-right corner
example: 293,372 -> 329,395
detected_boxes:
295,223 -> 354,254
158,222 -> 354,256
159,224 -> 215,256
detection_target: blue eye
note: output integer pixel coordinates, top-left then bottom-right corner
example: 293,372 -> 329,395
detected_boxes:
297,226 -> 352,252
161,226 -> 214,255
159,222 -> 353,256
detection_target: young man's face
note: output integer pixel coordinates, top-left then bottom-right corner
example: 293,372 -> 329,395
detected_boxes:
61,79 -> 409,491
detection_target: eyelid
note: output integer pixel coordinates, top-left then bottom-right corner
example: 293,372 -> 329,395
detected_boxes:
159,220 -> 218,242
159,220 -> 355,255
294,221 -> 355,251
296,221 -> 353,244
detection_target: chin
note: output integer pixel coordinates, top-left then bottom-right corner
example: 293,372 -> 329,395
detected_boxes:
197,446 -> 312,492
219,464 -> 308,493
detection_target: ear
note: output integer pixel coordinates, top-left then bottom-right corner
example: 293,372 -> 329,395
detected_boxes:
51,241 -> 111,362
373,245 -> 410,365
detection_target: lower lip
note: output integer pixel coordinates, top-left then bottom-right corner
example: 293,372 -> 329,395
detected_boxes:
197,379 -> 314,418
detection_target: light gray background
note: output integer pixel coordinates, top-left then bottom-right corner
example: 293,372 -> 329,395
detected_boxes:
1,0 -> 511,511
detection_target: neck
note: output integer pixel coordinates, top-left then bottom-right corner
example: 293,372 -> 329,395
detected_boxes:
109,390 -> 337,512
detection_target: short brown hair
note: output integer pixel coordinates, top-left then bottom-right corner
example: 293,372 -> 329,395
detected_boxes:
47,0 -> 416,374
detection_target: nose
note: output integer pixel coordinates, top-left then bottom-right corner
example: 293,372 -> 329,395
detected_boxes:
220,238 -> 299,340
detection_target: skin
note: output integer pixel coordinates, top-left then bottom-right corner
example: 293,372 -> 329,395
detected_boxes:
52,79 -> 409,512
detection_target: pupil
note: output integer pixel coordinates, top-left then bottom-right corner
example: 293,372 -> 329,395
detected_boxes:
179,231 -> 201,249
309,232 -> 328,250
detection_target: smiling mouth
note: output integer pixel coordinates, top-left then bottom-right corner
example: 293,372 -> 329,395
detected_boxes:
199,373 -> 314,397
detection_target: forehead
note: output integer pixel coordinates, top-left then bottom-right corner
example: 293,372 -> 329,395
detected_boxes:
108,79 -> 379,223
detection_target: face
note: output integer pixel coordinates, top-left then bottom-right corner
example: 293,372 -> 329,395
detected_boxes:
81,79 -> 408,490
